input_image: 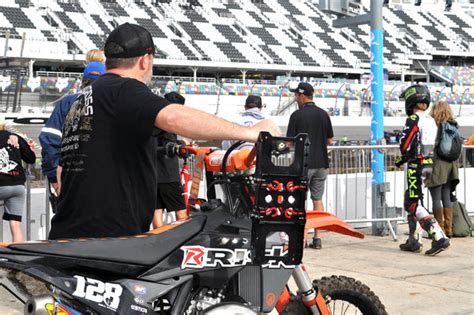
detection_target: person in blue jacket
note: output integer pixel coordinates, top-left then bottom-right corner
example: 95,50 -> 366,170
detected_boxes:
39,61 -> 105,196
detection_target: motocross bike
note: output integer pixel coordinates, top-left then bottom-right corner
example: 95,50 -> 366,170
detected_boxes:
0,132 -> 387,314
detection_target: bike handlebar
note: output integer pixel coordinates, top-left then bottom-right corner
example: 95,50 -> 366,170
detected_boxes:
157,143 -> 257,174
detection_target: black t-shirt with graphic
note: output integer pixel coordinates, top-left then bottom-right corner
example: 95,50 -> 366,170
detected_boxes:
0,131 -> 36,186
287,103 -> 334,169
49,73 -> 169,239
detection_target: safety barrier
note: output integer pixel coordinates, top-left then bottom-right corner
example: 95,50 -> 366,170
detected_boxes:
1,145 -> 471,242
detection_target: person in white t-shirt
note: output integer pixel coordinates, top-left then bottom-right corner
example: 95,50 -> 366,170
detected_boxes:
222,95 -> 265,150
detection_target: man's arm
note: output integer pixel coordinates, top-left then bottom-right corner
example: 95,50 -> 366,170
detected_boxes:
39,131 -> 61,181
38,94 -> 77,182
56,166 -> 62,195
399,115 -> 419,155
156,104 -> 281,142
395,115 -> 419,167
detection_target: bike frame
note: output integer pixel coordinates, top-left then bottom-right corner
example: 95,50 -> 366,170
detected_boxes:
0,133 -> 365,314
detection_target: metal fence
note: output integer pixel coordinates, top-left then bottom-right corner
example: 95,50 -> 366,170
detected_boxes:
2,145 -> 472,242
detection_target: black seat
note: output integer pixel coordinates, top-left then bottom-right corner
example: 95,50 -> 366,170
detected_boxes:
8,216 -> 206,266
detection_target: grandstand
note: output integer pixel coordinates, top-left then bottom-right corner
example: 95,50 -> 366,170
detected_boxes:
0,0 -> 472,117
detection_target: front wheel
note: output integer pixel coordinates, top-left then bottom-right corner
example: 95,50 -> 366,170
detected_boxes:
314,275 -> 388,315
280,275 -> 387,315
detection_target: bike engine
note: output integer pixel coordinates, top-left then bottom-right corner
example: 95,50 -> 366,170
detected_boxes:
185,288 -> 257,314
185,288 -> 223,314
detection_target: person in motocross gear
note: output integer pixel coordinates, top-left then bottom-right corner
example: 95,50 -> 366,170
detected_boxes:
396,84 -> 450,256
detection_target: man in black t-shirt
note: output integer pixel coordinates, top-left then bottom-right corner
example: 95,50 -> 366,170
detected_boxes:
287,82 -> 334,249
49,23 -> 280,240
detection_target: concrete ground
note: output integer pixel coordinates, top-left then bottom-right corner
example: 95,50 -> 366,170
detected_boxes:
0,223 -> 473,315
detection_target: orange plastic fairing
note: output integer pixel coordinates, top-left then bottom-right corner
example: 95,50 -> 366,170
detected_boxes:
275,287 -> 291,313
305,211 -> 365,239
205,149 -> 256,172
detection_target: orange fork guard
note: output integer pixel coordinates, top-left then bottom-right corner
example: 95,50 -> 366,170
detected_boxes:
304,211 -> 365,239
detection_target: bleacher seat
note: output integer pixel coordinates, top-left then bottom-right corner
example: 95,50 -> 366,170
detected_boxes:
0,0 -> 471,74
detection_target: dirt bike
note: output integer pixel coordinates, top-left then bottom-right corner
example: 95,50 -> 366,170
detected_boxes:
0,132 -> 387,314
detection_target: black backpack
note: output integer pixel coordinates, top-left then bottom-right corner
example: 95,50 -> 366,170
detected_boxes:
435,122 -> 462,162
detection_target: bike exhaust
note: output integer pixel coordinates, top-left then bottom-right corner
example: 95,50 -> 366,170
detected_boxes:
24,295 -> 54,315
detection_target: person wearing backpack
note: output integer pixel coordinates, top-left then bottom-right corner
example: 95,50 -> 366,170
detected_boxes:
395,84 -> 450,256
425,101 -> 460,238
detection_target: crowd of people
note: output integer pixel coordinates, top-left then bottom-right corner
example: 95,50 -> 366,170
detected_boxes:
0,23 -> 468,258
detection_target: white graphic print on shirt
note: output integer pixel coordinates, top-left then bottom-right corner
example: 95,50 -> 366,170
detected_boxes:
0,147 -> 18,173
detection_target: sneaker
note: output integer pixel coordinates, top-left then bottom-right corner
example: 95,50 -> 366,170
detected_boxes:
425,238 -> 450,256
399,239 -> 422,253
309,238 -> 322,249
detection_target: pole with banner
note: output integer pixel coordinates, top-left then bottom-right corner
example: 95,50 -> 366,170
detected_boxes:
370,0 -> 386,235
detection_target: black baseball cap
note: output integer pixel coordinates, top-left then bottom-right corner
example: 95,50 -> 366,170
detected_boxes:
245,95 -> 262,109
104,23 -> 155,59
290,82 -> 314,96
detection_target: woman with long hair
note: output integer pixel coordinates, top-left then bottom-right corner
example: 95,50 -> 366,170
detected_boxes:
426,101 -> 460,237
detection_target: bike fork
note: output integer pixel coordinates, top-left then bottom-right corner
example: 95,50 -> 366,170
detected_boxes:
292,264 -> 330,315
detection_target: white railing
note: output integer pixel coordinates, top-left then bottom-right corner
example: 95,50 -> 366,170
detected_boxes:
11,144 -> 472,242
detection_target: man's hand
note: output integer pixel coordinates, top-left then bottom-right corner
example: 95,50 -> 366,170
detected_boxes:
7,135 -> 19,149
395,156 -> 406,168
51,182 -> 60,195
249,119 -> 281,142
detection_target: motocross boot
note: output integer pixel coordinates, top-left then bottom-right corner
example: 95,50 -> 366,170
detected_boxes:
420,216 -> 450,256
425,238 -> 450,256
399,215 -> 422,253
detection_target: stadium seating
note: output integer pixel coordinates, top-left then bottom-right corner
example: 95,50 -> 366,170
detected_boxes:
0,0 -> 473,70
0,0 -> 472,114
431,65 -> 474,86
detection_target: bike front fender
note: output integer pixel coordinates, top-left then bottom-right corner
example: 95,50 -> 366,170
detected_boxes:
305,211 -> 365,239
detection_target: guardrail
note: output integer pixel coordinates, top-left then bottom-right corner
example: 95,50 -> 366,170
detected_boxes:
2,145 -> 472,242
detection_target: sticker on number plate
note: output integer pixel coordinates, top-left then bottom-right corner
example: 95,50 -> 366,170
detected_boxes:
72,275 -> 123,311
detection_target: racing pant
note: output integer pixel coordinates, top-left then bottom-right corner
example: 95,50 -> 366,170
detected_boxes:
404,161 -> 446,242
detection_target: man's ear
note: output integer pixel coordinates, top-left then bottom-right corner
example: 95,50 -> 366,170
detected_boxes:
138,55 -> 150,70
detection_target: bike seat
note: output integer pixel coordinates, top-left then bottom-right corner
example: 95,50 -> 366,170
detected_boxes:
6,216 -> 206,266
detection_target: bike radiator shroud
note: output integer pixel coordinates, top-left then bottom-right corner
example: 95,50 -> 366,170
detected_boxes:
251,132 -> 309,266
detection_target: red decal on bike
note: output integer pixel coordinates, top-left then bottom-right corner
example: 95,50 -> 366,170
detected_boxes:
181,246 -> 251,269
286,181 -> 305,192
181,246 -> 205,268
261,207 -> 282,217
284,208 -> 297,219
262,180 -> 283,191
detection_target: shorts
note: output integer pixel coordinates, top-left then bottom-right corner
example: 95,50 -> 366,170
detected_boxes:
0,185 -> 25,221
156,182 -> 186,212
308,168 -> 327,201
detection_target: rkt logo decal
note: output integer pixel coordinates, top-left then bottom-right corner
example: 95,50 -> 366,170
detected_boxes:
181,246 -> 251,269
